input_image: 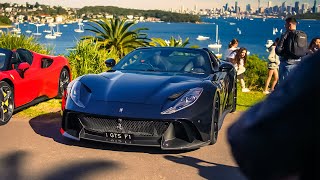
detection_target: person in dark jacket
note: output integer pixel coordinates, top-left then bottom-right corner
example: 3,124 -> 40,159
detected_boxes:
227,51 -> 319,180
275,17 -> 307,84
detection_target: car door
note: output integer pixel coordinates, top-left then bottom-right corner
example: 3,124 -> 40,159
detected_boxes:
208,51 -> 231,105
14,49 -> 41,106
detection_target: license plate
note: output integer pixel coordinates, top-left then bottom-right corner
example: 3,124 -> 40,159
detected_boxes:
106,132 -> 134,140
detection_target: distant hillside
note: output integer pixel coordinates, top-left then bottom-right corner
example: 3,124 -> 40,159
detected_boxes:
78,6 -> 201,23
294,13 -> 320,20
0,16 -> 11,25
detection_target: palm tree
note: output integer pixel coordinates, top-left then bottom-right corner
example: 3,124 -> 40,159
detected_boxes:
83,18 -> 150,58
150,36 -> 198,48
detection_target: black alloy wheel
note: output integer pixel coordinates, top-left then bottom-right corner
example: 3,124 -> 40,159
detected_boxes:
210,94 -> 220,145
0,81 -> 14,125
57,68 -> 70,98
231,78 -> 237,112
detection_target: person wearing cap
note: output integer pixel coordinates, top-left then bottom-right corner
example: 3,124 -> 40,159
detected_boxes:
275,17 -> 308,84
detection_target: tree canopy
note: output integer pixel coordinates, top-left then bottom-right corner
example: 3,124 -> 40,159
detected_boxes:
82,18 -> 150,58
78,6 -> 201,23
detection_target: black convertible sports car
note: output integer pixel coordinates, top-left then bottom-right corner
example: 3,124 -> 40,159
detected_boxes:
61,47 -> 237,150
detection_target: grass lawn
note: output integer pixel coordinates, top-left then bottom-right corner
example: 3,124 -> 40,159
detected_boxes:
236,90 -> 266,111
14,99 -> 62,118
14,90 -> 267,119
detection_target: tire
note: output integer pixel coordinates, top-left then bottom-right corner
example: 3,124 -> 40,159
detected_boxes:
210,94 -> 220,145
0,81 -> 14,125
56,68 -> 70,99
231,78 -> 237,113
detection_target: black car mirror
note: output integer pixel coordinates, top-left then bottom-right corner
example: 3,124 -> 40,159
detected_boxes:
219,63 -> 233,72
105,59 -> 116,67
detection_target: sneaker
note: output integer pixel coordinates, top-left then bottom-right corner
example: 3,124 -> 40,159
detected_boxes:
242,88 -> 250,92
263,90 -> 270,94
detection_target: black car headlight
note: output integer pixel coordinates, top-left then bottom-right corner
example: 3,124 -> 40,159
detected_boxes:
68,80 -> 91,108
161,87 -> 203,114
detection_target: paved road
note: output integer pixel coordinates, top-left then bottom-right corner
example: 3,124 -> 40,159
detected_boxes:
0,111 -> 246,180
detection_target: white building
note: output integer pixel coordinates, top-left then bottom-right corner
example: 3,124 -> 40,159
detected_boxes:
55,16 -> 64,23
5,8 -> 13,13
105,14 -> 114,19
301,3 -> 309,13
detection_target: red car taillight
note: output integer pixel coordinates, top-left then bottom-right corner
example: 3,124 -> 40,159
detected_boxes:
61,89 -> 67,112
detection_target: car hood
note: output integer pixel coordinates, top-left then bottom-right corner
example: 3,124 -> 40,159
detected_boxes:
79,71 -> 206,105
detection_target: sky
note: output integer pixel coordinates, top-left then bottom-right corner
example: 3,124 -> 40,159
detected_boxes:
2,0 -> 316,11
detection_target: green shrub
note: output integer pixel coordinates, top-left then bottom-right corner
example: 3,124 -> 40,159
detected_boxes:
245,54 -> 268,90
0,33 -> 51,54
67,40 -> 119,78
0,16 -> 11,25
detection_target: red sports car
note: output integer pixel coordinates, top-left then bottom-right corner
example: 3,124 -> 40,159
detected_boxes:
0,48 -> 71,125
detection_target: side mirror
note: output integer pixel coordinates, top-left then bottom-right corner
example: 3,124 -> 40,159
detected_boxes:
219,63 -> 233,72
105,58 -> 116,67
17,62 -> 30,72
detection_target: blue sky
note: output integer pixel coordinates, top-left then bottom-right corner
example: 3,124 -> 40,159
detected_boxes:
2,0 -> 316,10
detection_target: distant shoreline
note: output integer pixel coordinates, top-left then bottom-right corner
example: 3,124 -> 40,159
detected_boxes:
0,25 -> 13,28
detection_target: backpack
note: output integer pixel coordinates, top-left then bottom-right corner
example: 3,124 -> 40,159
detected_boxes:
285,30 -> 308,59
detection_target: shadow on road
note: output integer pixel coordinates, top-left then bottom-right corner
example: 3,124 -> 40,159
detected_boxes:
0,150 -> 26,180
29,112 -> 193,154
164,155 -> 246,180
0,150 -> 118,180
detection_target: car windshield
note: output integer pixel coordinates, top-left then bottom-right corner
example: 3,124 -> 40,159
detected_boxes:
0,48 -> 11,71
113,48 -> 212,74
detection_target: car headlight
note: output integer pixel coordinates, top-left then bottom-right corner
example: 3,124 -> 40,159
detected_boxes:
161,87 -> 203,114
69,80 -> 91,108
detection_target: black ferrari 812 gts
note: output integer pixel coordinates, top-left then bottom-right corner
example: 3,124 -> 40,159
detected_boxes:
61,47 -> 237,150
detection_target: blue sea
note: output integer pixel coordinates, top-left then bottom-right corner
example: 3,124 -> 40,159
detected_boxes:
12,17 -> 320,59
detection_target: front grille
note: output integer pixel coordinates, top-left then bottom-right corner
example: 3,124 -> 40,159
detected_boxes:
79,116 -> 169,137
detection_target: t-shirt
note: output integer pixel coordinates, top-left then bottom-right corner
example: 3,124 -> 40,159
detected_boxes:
235,58 -> 245,75
224,47 -> 238,60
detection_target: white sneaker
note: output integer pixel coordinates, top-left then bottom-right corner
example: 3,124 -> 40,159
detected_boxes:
263,90 -> 270,94
242,88 -> 250,92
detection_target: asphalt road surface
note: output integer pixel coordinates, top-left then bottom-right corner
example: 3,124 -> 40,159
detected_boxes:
0,111 -> 246,180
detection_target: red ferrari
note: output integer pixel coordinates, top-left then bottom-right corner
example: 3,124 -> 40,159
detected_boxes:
0,48 -> 71,125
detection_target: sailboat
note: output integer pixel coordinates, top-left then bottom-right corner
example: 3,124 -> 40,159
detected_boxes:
32,24 -> 42,36
54,24 -> 62,36
45,25 -> 56,39
11,22 -> 21,34
74,22 -> 84,33
196,35 -> 210,41
208,24 -> 222,49
25,23 -> 32,34
272,28 -> 276,35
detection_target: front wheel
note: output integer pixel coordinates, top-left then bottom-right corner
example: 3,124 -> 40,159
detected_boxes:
0,81 -> 14,125
57,68 -> 70,99
231,78 -> 237,112
210,94 -> 220,145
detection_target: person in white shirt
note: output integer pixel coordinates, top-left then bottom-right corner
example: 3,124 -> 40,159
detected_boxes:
224,38 -> 239,63
233,47 -> 250,93
263,38 -> 280,94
